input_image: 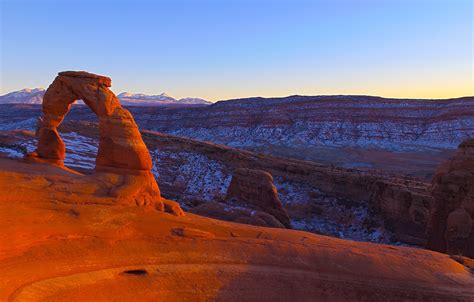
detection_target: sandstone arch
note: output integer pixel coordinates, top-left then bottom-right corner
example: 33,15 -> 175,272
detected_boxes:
28,71 -> 183,215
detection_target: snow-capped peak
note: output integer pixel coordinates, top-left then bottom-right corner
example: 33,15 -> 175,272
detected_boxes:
17,88 -> 44,94
0,88 -> 46,104
1,88 -> 210,106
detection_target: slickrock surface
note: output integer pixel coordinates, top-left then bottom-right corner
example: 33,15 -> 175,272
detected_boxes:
427,139 -> 474,258
191,202 -> 288,229
26,71 -> 182,214
1,157 -> 473,301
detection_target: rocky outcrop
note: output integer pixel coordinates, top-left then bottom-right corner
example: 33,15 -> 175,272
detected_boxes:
191,168 -> 291,229
370,181 -> 432,245
141,130 -> 435,241
225,168 -> 291,228
26,71 -> 182,215
427,139 -> 474,257
130,95 -> 473,148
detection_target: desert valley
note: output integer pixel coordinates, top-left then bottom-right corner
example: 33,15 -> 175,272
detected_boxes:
0,71 -> 473,301
1,0 -> 473,300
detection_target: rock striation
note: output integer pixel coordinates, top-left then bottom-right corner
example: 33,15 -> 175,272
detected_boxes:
427,138 -> 474,257
132,95 -> 474,172
4,95 -> 472,179
26,71 -> 182,214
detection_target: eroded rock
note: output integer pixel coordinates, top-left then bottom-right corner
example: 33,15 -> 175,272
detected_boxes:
370,181 -> 432,245
426,139 -> 474,257
26,71 -> 182,214
225,168 -> 291,228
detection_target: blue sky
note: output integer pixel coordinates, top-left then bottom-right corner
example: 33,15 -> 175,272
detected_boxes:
1,0 -> 472,101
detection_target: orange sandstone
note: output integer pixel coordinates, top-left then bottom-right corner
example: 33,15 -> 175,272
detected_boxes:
1,71 -> 473,301
26,71 -> 182,214
0,157 -> 473,301
225,168 -> 291,228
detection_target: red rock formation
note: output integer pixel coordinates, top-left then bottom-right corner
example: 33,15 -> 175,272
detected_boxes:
190,168 -> 290,229
427,139 -> 474,257
141,130 -> 439,241
27,71 -> 182,215
224,168 -> 291,228
370,181 -> 432,245
7,123 -> 437,242
1,157 -> 474,300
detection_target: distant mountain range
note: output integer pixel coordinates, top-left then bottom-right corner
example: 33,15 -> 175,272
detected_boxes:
0,88 -> 211,106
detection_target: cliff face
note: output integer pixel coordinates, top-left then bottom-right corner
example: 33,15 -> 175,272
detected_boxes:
370,181 -> 433,246
143,129 -> 434,245
140,95 -> 474,150
1,95 -> 472,179
427,139 -> 474,258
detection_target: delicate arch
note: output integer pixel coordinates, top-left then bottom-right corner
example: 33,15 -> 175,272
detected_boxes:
26,71 -> 183,215
34,71 -> 151,171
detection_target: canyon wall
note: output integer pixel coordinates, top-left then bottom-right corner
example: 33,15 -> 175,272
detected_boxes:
2,95 -> 471,179
139,95 -> 474,150
427,139 -> 474,258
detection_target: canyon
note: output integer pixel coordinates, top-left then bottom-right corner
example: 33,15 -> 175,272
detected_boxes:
2,94 -> 472,180
0,71 -> 473,300
0,120 -> 446,246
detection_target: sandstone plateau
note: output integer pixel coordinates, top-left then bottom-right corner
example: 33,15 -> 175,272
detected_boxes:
2,95 -> 473,180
